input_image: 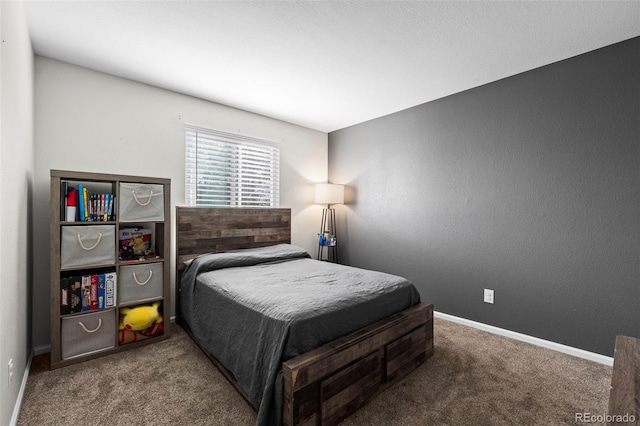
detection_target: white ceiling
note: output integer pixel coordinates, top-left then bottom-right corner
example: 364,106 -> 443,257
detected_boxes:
23,1 -> 640,133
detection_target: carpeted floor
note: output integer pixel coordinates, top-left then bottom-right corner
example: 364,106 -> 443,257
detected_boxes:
18,318 -> 612,425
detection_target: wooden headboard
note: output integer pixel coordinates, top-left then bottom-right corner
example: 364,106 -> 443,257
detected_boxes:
175,207 -> 291,324
175,206 -> 291,268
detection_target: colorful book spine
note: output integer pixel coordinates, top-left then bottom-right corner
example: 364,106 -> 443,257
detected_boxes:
83,187 -> 89,221
60,180 -> 68,221
97,274 -> 106,309
81,275 -> 91,311
90,274 -> 98,310
109,195 -> 116,221
60,278 -> 70,315
77,184 -> 85,222
105,272 -> 117,307
69,276 -> 82,314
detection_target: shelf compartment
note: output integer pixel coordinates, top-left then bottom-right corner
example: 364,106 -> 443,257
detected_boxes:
60,225 -> 116,269
118,223 -> 165,261
118,262 -> 164,304
118,301 -> 165,345
60,179 -> 116,223
61,309 -> 116,360
60,267 -> 116,314
119,182 -> 165,222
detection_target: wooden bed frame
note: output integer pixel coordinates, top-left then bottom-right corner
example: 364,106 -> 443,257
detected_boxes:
175,206 -> 434,425
608,336 -> 639,423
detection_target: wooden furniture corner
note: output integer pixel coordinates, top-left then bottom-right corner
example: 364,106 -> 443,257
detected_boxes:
608,335 -> 640,425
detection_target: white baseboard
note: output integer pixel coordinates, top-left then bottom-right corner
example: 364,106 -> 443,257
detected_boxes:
10,350 -> 33,426
434,311 -> 614,366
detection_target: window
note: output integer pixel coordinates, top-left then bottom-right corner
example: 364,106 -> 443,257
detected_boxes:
185,125 -> 280,207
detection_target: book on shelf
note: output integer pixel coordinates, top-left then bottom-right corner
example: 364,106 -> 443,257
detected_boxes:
105,272 -> 117,308
60,180 -> 68,221
60,278 -> 70,315
81,276 -> 91,311
90,275 -> 99,310
97,274 -> 106,309
69,277 -> 82,314
61,273 -> 116,314
77,184 -> 84,222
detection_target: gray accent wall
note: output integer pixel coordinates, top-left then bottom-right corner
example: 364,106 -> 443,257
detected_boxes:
328,37 -> 639,356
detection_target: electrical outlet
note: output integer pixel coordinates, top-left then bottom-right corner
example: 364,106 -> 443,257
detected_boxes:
8,359 -> 14,386
484,289 -> 494,304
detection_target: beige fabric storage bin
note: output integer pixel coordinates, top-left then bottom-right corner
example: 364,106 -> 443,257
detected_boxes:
119,262 -> 164,304
61,310 -> 116,360
60,225 -> 116,268
119,183 -> 164,222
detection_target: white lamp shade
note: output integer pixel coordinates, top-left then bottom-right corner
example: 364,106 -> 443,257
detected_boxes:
314,183 -> 344,205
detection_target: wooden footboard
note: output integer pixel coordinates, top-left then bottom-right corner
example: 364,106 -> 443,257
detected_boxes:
608,335 -> 639,425
283,302 -> 434,426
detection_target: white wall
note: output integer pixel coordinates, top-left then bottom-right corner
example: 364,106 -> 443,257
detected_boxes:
33,57 -> 328,351
0,1 -> 34,424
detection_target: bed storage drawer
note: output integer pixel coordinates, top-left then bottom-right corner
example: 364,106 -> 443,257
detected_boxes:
119,182 -> 164,222
61,310 -> 116,360
60,225 -> 116,268
118,262 -> 164,304
386,326 -> 428,383
320,349 -> 385,425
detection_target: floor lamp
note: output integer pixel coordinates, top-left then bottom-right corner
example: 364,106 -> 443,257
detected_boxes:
315,183 -> 344,262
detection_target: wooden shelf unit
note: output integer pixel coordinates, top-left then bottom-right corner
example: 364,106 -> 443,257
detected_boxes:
50,170 -> 171,370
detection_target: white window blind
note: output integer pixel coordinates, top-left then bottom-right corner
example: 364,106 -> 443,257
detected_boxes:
185,125 -> 280,207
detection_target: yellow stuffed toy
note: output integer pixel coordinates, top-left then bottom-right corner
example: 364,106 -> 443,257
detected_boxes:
118,301 -> 164,344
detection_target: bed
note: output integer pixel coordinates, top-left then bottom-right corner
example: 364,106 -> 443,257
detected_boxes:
176,207 -> 434,426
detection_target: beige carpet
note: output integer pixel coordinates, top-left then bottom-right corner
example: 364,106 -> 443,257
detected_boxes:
18,318 -> 612,425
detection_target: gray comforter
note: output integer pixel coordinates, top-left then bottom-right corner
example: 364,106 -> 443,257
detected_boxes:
180,244 -> 420,426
